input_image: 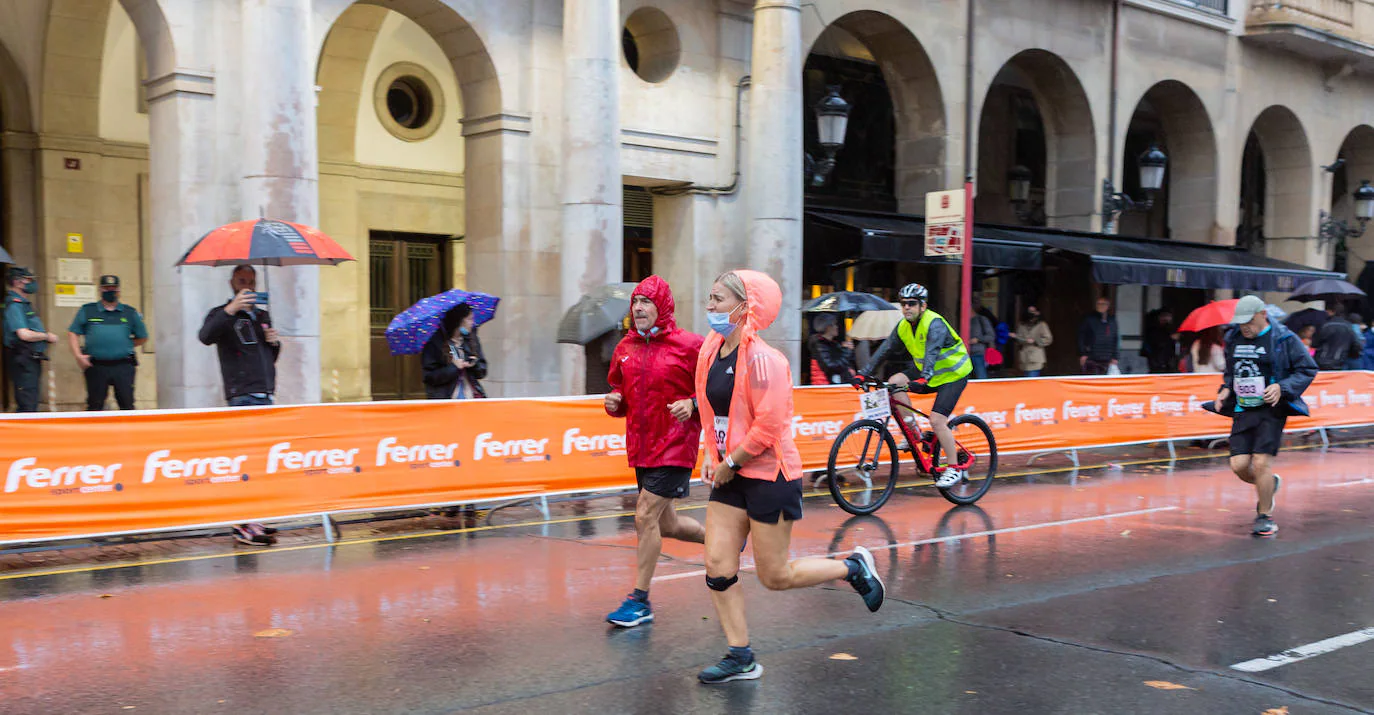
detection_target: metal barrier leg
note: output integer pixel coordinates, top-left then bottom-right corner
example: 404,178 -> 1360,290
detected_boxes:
1167,440 -> 1177,462
321,514 -> 338,543
1319,427 -> 1330,449
1069,449 -> 1079,468
538,495 -> 551,521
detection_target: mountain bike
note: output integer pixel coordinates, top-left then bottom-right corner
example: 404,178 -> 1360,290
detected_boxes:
824,376 -> 998,514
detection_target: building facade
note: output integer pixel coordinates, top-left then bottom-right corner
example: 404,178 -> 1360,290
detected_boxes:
2,0 -> 1374,407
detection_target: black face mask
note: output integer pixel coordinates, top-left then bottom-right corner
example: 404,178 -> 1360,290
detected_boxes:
102,290 -> 118,303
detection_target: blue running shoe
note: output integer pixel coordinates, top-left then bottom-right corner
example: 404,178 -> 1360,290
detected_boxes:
698,655 -> 763,684
606,596 -> 654,628
845,545 -> 885,612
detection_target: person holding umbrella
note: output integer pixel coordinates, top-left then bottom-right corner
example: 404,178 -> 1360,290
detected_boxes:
421,304 -> 487,399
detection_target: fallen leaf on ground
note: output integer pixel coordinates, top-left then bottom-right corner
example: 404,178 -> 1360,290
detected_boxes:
98,594 -> 114,599
1262,707 -> 1289,715
1120,530 -> 1132,537
965,691 -> 978,695
254,628 -> 294,638
1266,598 -> 1277,603
1144,681 -> 1194,691
829,653 -> 858,661
1217,508 -> 1231,513
418,566 -> 430,571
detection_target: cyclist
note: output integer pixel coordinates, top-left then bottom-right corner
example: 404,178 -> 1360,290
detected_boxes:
857,283 -> 973,488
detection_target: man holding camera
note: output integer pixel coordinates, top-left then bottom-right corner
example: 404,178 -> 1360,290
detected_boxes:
199,264 -> 280,546
68,275 -> 148,410
3,266 -> 58,412
198,264 -> 281,407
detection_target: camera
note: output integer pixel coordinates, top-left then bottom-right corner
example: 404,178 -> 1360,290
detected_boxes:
251,291 -> 270,306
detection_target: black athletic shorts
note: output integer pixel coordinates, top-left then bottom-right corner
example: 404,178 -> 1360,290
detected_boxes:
636,466 -> 691,499
708,473 -> 804,524
1229,407 -> 1287,457
913,377 -> 968,417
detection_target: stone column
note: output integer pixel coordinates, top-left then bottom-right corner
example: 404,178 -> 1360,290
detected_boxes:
145,69 -> 226,408
560,0 -> 623,395
746,0 -> 803,376
239,0 -> 321,404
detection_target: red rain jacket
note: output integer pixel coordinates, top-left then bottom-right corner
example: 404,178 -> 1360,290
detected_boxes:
606,275 -> 705,470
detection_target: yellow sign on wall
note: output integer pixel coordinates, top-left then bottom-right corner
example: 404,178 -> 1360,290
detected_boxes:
66,233 -> 84,254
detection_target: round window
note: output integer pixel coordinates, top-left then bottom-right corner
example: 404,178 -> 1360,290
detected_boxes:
374,63 -> 445,141
623,7 -> 680,84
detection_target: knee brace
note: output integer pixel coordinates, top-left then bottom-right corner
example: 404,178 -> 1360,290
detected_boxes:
705,573 -> 739,592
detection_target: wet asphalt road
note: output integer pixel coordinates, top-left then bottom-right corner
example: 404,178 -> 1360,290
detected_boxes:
2,445 -> 1372,714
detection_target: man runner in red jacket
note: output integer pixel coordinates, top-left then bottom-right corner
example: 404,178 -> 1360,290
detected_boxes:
604,275 -> 706,627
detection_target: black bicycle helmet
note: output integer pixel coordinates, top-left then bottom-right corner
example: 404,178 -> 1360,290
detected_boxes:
898,283 -> 929,302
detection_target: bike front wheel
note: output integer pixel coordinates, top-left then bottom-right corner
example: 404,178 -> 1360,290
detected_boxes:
826,419 -> 901,515
932,414 -> 998,505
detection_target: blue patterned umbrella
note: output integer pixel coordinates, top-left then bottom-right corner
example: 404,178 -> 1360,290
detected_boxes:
385,289 -> 499,355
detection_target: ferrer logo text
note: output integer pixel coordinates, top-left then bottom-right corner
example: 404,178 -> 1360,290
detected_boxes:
6,458 -> 123,494
792,415 -> 845,439
1061,401 -> 1102,421
1015,403 -> 1056,424
1149,396 -> 1185,416
376,437 -> 460,468
562,428 -> 626,456
267,442 -> 360,475
1107,398 -> 1145,418
143,450 -> 248,484
1319,390 -> 1347,409
474,432 -> 550,462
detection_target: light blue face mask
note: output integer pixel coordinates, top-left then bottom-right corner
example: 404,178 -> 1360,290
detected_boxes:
459,327 -> 471,337
637,326 -> 660,338
707,304 -> 741,337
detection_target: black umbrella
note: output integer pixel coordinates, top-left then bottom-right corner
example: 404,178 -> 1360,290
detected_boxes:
1284,307 -> 1328,333
1289,278 -> 1366,302
557,283 -> 637,345
802,291 -> 893,314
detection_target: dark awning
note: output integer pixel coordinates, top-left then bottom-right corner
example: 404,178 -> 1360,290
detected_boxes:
805,210 -> 1042,270
977,225 -> 1344,292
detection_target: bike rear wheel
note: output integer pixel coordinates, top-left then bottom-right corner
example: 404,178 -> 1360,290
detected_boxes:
826,419 -> 901,515
932,414 -> 998,505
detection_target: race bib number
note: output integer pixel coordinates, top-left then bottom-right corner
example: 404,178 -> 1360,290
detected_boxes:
1235,376 -> 1265,407
859,391 -> 892,422
713,415 -> 729,453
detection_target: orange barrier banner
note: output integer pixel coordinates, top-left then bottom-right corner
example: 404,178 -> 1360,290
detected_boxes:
2,373 -> 1372,543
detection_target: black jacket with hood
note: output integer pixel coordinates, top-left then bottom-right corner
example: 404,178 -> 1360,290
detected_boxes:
422,319 -> 487,399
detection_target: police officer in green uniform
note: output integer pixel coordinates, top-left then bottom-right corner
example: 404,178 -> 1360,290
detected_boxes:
68,275 -> 148,411
859,283 -> 973,488
3,266 -> 58,412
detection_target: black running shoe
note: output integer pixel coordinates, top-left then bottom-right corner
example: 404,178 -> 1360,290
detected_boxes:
232,524 -> 273,546
1252,514 -> 1278,537
698,655 -> 763,684
844,545 -> 885,612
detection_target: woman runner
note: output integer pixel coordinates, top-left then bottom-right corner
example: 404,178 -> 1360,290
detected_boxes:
693,270 -> 884,684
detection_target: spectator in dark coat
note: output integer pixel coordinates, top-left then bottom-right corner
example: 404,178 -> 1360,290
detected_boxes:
421,304 -> 487,399
1078,297 -> 1120,375
1312,303 -> 1358,371
807,313 -> 856,385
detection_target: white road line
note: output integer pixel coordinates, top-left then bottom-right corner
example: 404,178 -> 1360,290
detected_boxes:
1324,477 -> 1374,488
1230,627 -> 1374,673
651,506 -> 1179,583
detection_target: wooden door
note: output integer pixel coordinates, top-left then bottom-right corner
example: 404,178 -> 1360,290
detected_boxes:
369,233 -> 451,400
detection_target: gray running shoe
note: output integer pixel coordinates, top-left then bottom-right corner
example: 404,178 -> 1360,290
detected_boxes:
845,545 -> 885,612
698,655 -> 763,684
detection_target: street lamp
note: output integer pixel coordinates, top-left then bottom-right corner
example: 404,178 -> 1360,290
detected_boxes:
1102,143 -> 1168,226
810,85 -> 851,187
1317,178 -> 1374,253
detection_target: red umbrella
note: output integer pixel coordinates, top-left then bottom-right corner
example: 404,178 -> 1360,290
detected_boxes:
177,219 -> 354,267
1177,299 -> 1240,333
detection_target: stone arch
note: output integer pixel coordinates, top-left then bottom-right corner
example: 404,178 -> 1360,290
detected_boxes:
975,49 -> 1096,230
1,36 -> 38,276
810,10 -> 947,210
39,3 -> 116,136
1120,80 -> 1218,243
315,0 -> 514,395
1332,125 -> 1374,279
1245,105 -> 1313,264
0,39 -> 33,133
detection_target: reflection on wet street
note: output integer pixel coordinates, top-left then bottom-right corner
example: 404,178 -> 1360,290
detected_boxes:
3,445 -> 1373,714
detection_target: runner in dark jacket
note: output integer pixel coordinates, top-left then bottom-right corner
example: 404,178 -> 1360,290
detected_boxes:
604,275 -> 706,628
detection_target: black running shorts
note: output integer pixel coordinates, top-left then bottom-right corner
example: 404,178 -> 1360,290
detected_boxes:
636,466 -> 692,499
708,473 -> 804,524
913,377 -> 968,417
1229,407 -> 1287,457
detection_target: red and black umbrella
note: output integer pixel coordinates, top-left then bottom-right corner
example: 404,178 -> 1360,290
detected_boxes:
177,219 -> 354,267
